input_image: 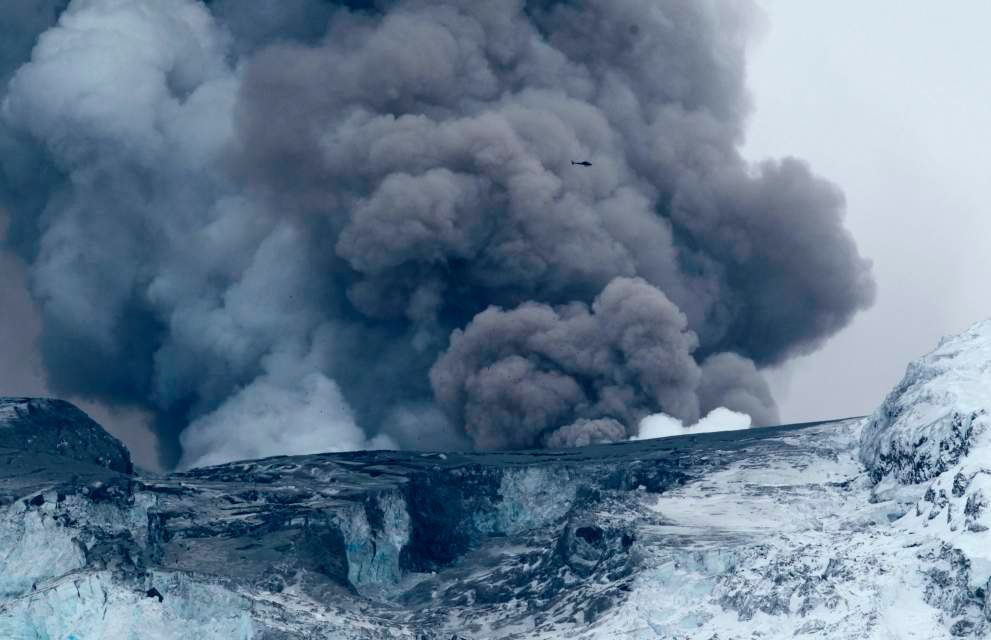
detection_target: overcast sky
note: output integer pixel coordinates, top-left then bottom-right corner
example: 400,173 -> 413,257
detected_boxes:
2,1 -> 990,461
748,0 -> 991,423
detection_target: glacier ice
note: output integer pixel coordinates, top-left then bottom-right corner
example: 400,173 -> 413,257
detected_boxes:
0,571 -> 254,640
0,499 -> 86,599
3,319 -> 991,638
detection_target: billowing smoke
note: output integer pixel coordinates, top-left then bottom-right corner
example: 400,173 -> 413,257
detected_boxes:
0,0 -> 874,468
431,277 -> 703,449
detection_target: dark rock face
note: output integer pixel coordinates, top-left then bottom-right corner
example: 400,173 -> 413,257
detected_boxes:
921,545 -> 989,636
866,410 -> 977,485
399,466 -> 505,571
555,493 -> 636,581
0,398 -> 132,474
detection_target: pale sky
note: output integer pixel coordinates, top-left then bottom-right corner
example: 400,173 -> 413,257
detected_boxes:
747,0 -> 991,423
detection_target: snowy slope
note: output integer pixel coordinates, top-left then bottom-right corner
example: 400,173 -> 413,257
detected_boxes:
861,320 -> 991,620
1,321 -> 991,638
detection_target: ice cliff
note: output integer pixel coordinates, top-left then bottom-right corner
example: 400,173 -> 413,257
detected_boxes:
2,322 -> 991,638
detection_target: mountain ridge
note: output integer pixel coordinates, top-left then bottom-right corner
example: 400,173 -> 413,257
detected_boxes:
1,322 -> 991,637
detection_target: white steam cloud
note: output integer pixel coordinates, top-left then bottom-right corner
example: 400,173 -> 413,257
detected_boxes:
634,407 -> 752,441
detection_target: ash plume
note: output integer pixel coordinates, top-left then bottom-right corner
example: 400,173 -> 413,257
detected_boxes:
0,0 -> 874,468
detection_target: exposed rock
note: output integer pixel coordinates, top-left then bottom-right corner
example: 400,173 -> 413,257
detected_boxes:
0,398 -> 132,474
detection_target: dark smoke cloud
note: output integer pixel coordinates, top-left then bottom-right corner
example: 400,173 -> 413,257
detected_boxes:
544,418 -> 627,449
0,0 -> 873,468
431,277 -> 702,449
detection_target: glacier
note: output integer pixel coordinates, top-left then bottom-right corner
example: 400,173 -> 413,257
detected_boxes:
2,322 -> 991,638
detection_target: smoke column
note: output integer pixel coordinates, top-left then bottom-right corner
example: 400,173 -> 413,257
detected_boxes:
0,0 -> 874,468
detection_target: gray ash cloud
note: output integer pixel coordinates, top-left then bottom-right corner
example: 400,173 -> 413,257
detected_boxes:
0,0 -> 874,468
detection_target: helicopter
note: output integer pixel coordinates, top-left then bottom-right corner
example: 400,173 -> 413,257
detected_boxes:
571,160 -> 592,167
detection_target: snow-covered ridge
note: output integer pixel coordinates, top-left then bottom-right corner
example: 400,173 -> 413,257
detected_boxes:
0,397 -> 132,474
860,320 -> 991,485
7,314 -> 991,639
860,321 -> 991,604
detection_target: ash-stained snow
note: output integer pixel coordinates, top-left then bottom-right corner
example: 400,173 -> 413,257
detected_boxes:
3,322 -> 991,639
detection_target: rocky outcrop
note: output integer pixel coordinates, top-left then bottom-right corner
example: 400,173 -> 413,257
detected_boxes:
0,397 -> 132,474
860,321 -> 991,636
